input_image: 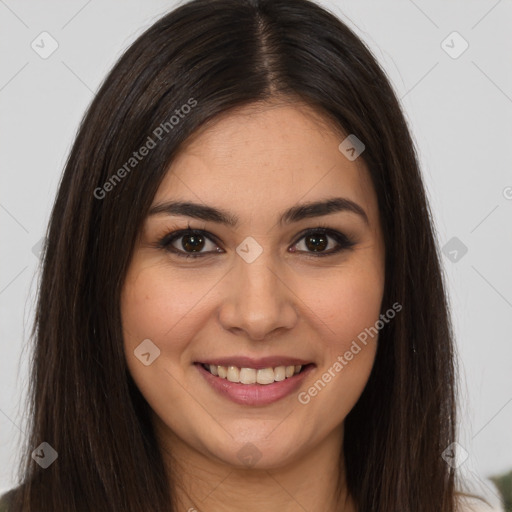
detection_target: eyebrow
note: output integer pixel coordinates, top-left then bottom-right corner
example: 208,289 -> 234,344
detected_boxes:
148,197 -> 369,227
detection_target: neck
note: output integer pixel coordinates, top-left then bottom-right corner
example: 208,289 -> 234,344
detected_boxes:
155,419 -> 356,512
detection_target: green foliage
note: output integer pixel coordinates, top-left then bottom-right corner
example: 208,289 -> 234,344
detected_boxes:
490,469 -> 512,512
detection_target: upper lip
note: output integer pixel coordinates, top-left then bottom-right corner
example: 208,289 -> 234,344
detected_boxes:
197,356 -> 313,369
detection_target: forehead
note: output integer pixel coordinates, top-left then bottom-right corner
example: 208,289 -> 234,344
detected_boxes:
153,102 -> 377,227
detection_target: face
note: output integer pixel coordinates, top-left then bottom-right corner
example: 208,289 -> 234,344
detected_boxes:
121,101 -> 385,471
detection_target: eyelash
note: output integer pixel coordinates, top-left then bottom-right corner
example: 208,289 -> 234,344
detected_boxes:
155,223 -> 356,260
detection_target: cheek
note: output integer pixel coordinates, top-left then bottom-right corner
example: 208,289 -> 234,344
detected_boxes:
298,260 -> 384,352
120,263 -> 204,407
120,262 -> 211,417
121,262 -> 218,351
332,276 -> 383,346
293,255 -> 384,409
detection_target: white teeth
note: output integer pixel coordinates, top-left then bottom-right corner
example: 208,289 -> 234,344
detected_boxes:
204,363 -> 303,384
274,366 -> 286,381
227,366 -> 240,383
239,367 -> 257,384
256,368 -> 275,385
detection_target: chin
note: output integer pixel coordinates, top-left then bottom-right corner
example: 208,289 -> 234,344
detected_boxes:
201,432 -> 305,470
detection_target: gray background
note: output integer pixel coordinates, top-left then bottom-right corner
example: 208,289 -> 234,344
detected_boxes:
1,0 -> 511,508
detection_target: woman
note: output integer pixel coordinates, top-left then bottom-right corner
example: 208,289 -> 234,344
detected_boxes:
1,0 -> 480,510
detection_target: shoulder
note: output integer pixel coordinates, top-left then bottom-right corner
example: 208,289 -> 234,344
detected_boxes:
0,488 -> 17,512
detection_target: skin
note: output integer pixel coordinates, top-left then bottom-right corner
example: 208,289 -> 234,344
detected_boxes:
121,100 -> 385,512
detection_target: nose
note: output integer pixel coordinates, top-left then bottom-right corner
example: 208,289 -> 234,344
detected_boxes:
217,253 -> 298,341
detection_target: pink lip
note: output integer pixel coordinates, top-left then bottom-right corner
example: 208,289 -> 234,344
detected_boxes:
196,362 -> 315,406
198,356 -> 312,370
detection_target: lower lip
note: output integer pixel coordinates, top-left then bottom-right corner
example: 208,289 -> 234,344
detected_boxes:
196,363 -> 314,406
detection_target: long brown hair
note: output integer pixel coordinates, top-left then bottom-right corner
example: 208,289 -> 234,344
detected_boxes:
8,0 -> 460,510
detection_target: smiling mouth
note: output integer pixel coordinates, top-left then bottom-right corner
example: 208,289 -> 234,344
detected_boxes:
200,363 -> 312,385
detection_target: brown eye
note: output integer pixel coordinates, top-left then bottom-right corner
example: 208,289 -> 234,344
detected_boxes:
158,227 -> 354,260
304,233 -> 329,252
291,228 -> 355,256
180,233 -> 206,252
159,229 -> 223,259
